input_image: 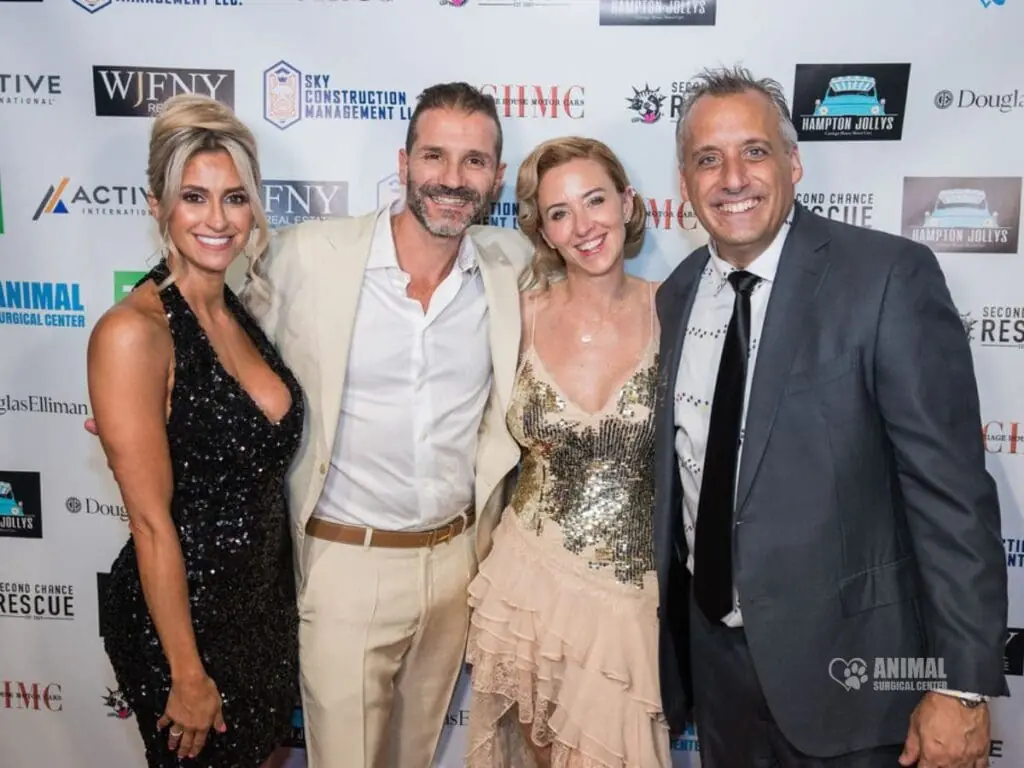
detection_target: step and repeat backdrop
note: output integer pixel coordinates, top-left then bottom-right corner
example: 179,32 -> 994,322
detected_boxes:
1,0 -> 1023,766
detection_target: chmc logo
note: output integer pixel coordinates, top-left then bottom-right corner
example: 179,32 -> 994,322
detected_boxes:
479,84 -> 585,119
983,421 -> 1022,454
1,681 -> 62,711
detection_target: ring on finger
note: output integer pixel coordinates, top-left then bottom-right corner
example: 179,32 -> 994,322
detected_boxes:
169,725 -> 184,738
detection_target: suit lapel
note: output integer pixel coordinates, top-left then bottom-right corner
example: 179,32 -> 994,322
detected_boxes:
735,207 -> 832,513
475,239 -> 520,412
313,213 -> 378,451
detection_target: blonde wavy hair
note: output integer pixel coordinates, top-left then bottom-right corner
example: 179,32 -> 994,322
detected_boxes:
147,94 -> 271,316
516,136 -> 647,291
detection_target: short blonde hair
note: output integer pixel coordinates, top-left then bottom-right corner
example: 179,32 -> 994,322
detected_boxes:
516,136 -> 647,290
147,94 -> 271,316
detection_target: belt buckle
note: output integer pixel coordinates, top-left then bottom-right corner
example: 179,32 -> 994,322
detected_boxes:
430,523 -> 455,548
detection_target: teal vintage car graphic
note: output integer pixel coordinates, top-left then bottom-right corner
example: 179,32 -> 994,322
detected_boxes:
814,76 -> 887,117
0,481 -> 24,517
923,189 -> 999,228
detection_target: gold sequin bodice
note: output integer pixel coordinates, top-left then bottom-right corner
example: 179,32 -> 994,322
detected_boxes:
506,340 -> 658,589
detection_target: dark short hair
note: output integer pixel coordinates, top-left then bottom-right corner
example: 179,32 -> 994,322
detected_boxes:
405,82 -> 503,161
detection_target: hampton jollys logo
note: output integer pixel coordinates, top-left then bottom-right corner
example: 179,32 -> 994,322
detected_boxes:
600,0 -> 715,25
902,176 -> 1022,253
792,64 -> 911,141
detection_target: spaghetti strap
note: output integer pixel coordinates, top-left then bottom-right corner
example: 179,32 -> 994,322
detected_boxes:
648,281 -> 656,339
529,293 -> 540,349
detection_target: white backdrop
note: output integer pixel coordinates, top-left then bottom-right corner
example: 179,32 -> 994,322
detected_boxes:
1,0 -> 1022,766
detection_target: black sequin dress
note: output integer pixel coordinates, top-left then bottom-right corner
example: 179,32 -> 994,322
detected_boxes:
101,260 -> 303,768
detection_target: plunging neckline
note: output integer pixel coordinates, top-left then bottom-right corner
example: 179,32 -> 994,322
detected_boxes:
528,336 -> 655,418
166,281 -> 295,427
523,280 -> 657,418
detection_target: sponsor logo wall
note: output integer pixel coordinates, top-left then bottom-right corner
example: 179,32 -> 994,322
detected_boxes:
1,2 -> 1021,768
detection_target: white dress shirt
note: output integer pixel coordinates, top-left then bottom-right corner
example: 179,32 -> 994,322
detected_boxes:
673,211 -> 793,627
314,204 -> 492,531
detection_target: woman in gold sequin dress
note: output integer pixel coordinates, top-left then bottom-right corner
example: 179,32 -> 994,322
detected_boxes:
465,137 -> 669,768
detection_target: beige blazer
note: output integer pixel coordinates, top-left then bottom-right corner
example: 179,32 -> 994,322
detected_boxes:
247,207 -> 533,586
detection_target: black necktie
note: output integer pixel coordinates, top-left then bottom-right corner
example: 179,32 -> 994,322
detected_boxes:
693,269 -> 761,621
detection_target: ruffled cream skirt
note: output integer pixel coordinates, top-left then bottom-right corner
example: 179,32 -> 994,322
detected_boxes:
465,507 -> 670,768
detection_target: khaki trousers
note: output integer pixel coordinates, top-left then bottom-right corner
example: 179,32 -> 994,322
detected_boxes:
298,522 -> 475,768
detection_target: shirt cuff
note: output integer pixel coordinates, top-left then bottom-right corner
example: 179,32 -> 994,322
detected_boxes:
934,688 -> 989,702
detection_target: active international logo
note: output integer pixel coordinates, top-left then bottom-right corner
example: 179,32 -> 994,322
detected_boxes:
33,178 -> 149,220
93,66 -> 234,116
263,61 -> 411,130
600,0 -> 715,25
0,279 -> 87,329
262,180 -> 348,227
73,0 -> 242,13
901,176 -> 1022,253
0,72 -> 61,107
792,63 -> 911,142
0,472 -> 42,540
979,0 -> 1006,6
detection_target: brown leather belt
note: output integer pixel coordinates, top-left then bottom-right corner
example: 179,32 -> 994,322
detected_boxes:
305,508 -> 475,549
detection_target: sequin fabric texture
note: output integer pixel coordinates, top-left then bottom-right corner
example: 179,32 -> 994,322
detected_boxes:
506,339 -> 659,589
101,260 -> 304,768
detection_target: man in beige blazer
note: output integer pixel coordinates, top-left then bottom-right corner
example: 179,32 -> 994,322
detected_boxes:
254,83 -> 531,768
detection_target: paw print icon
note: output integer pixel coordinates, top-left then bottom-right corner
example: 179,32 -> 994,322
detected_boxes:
829,657 -> 870,691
